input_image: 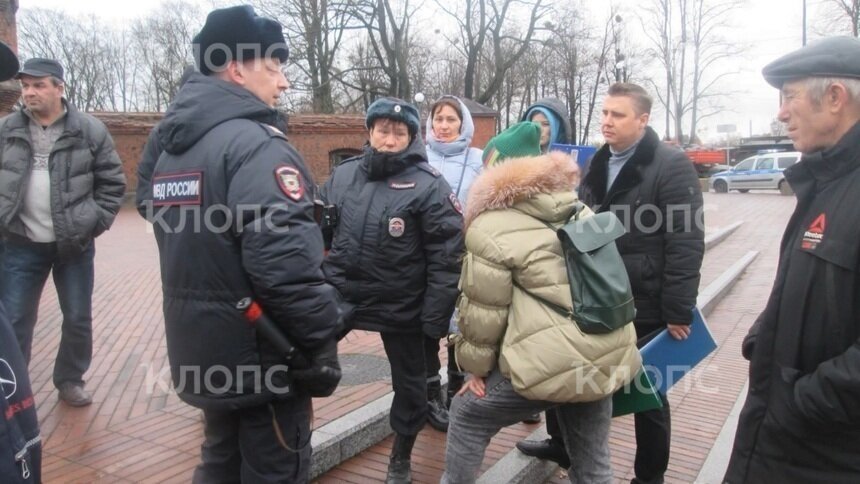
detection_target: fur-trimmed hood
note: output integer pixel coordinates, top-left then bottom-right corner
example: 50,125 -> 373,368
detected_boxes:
464,151 -> 580,228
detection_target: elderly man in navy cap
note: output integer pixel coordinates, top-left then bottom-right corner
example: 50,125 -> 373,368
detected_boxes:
137,5 -> 346,483
725,36 -> 860,483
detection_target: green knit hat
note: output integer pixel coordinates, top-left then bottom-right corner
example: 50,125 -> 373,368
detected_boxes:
481,121 -> 542,166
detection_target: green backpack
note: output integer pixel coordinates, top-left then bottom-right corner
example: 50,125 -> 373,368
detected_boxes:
516,202 -> 636,334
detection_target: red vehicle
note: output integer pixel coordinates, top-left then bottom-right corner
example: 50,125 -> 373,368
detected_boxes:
685,148 -> 728,176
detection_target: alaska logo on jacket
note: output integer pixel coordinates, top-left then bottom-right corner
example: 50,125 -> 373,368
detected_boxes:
801,213 -> 826,250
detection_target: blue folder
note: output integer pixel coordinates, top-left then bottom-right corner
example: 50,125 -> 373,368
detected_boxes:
549,143 -> 597,173
639,307 -> 718,396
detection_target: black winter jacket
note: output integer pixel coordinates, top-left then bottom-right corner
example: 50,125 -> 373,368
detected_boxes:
321,137 -> 464,338
580,126 -> 704,334
0,101 -> 126,258
140,74 -> 341,410
0,302 -> 40,484
725,121 -> 860,484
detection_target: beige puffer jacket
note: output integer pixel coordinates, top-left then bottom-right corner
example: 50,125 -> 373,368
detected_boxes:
454,152 -> 641,403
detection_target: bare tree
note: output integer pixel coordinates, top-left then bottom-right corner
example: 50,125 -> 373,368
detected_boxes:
349,0 -> 419,101
256,0 -> 359,113
18,9 -> 115,110
639,0 -> 741,144
436,0 -> 550,103
131,0 -> 202,111
821,0 -> 860,36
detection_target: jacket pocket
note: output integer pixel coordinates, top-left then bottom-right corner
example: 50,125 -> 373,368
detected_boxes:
762,366 -> 811,438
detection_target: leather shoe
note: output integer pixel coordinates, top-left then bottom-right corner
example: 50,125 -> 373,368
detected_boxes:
521,412 -> 542,424
58,382 -> 92,407
516,438 -> 570,469
427,394 -> 449,432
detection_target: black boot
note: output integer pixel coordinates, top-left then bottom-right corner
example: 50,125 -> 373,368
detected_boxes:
386,433 -> 417,484
427,379 -> 449,432
516,437 -> 571,469
446,371 -> 466,410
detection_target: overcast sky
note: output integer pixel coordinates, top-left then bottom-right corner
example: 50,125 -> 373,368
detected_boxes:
21,0 -> 844,142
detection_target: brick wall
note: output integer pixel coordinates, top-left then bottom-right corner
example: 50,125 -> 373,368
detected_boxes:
93,113 -> 375,192
471,115 -> 496,150
94,109 -> 499,194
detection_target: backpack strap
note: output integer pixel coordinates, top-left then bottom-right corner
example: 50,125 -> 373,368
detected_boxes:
511,279 -> 574,320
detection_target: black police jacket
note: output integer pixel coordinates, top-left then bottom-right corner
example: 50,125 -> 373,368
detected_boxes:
140,74 -> 341,410
725,121 -> 860,484
321,137 -> 464,338
580,127 -> 704,335
0,302 -> 40,484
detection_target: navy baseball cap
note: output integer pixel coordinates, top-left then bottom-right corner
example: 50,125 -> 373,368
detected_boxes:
16,58 -> 64,82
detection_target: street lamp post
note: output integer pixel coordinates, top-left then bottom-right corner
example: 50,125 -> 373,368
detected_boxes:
613,14 -> 626,82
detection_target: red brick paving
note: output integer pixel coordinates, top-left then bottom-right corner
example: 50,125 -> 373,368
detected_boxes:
23,191 -> 794,483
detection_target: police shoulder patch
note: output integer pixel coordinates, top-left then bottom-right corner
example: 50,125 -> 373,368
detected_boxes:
275,165 -> 304,201
152,171 -> 203,206
264,123 -> 287,139
448,192 -> 463,215
415,162 -> 441,177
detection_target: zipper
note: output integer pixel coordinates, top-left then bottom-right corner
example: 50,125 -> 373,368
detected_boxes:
5,133 -> 35,217
15,434 -> 40,480
20,458 -> 30,479
378,205 -> 389,249
354,182 -> 381,269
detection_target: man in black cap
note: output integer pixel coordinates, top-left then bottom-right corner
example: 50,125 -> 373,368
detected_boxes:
725,36 -> 860,483
0,40 -> 42,484
320,97 -> 464,483
137,5 -> 345,482
0,55 -> 125,408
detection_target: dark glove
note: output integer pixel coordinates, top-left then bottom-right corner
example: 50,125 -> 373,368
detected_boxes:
291,339 -> 341,397
741,331 -> 756,361
335,293 -> 357,341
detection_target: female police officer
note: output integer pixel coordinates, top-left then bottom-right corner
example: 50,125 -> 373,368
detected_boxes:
321,97 -> 464,483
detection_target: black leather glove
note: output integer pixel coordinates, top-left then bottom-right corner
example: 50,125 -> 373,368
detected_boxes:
335,294 -> 357,341
290,339 -> 341,397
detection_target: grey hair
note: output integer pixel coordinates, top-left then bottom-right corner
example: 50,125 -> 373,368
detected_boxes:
49,76 -> 64,88
804,77 -> 860,106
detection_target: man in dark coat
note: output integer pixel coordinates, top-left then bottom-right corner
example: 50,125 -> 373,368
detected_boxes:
321,97 -> 464,483
724,36 -> 860,484
138,6 -> 343,482
518,82 -> 704,484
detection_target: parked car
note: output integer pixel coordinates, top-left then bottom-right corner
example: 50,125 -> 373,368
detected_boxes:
709,151 -> 802,195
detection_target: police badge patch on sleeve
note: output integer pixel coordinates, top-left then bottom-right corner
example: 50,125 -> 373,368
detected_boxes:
448,193 -> 463,215
275,165 -> 304,201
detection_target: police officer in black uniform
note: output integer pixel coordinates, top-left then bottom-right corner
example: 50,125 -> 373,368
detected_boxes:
138,6 -> 343,483
321,98 -> 464,484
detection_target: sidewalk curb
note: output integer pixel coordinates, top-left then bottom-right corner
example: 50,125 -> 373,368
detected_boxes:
695,380 -> 749,483
310,374 -> 448,479
477,427 -> 557,484
482,250 -> 759,484
705,222 -> 744,251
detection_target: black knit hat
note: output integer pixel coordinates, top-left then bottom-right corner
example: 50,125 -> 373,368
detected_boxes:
193,5 -> 289,75
366,97 -> 421,139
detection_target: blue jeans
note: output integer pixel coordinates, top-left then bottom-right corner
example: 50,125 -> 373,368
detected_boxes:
0,240 -> 94,387
442,368 -> 613,484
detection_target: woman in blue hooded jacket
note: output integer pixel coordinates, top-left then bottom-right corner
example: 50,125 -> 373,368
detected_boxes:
522,97 -> 573,153
423,95 -> 483,432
